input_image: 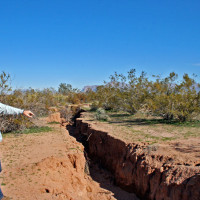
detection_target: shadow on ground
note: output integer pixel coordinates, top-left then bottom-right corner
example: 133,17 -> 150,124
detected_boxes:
108,113 -> 200,127
89,162 -> 139,200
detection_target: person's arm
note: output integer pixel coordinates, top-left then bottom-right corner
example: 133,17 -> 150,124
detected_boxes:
0,102 -> 34,118
0,102 -> 24,115
23,110 -> 34,118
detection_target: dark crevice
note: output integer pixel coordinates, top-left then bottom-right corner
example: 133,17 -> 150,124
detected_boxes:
45,189 -> 50,193
66,110 -> 140,200
66,110 -> 200,200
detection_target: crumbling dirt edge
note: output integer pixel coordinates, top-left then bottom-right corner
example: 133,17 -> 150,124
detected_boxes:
74,116 -> 200,200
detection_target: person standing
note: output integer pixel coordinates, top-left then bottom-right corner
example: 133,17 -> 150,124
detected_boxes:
0,102 -> 34,200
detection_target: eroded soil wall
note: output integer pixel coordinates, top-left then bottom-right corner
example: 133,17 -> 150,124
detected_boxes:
74,117 -> 200,200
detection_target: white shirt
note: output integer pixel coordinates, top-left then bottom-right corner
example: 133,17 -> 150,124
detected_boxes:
0,103 -> 24,142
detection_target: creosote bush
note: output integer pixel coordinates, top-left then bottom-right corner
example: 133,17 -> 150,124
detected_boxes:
60,106 -> 73,122
90,102 -> 98,111
0,72 -> 88,133
1,68 -> 200,134
86,69 -> 200,122
95,108 -> 109,121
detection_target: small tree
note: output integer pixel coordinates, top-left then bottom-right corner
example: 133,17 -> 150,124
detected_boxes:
0,71 -> 12,101
147,72 -> 178,120
58,83 -> 73,95
124,69 -> 150,114
174,74 -> 200,121
147,73 -> 200,121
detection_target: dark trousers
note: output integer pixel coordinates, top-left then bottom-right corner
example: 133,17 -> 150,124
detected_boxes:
0,161 -> 3,199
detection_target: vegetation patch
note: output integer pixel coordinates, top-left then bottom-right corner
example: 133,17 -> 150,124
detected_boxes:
184,131 -> 199,139
95,108 -> 110,121
86,110 -> 200,143
107,111 -> 200,127
12,126 -> 53,134
161,137 -> 176,141
48,121 -> 60,124
87,69 -> 200,122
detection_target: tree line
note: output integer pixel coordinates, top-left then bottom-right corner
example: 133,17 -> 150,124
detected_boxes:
0,69 -> 199,133
86,69 -> 200,122
0,72 -> 87,132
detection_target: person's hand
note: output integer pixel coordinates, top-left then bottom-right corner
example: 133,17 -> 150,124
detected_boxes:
23,110 -> 34,118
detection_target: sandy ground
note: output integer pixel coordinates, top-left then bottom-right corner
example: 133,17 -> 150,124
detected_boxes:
0,118 -> 139,200
82,112 -> 200,167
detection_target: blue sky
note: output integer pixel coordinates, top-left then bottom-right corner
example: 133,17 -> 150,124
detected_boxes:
0,0 -> 200,90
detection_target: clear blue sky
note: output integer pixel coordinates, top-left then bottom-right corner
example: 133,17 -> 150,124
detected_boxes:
0,0 -> 200,90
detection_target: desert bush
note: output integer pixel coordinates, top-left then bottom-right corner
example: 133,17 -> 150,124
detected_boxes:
147,73 -> 200,121
87,69 -> 200,122
60,106 -> 73,122
0,72 -> 90,133
58,83 -> 73,95
0,71 -> 12,99
173,74 -> 200,121
94,70 -> 150,114
90,102 -> 99,111
58,83 -> 88,104
0,72 -> 60,132
147,72 -> 178,120
95,108 -> 109,121
0,112 -> 34,133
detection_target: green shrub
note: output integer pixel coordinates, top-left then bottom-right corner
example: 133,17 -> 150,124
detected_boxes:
13,126 -> 52,134
95,108 -> 109,121
90,102 -> 99,111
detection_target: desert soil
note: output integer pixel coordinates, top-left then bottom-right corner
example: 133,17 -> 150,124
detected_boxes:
75,112 -> 200,200
83,112 -> 200,167
0,117 -> 139,200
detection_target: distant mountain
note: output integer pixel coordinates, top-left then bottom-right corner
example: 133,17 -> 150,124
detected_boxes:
81,85 -> 99,92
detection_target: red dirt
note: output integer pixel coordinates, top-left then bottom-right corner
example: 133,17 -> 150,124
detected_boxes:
47,112 -> 66,124
74,113 -> 200,200
0,117 -> 138,200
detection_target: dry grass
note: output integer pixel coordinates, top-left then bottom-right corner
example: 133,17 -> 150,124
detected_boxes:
86,111 -> 200,144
